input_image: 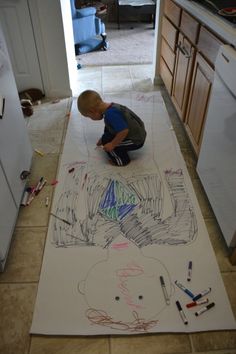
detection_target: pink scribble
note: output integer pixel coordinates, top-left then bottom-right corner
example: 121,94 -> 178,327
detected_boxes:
111,242 -> 129,250
116,262 -> 145,310
135,93 -> 154,102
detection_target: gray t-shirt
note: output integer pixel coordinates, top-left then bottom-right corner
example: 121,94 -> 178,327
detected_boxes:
104,103 -> 146,145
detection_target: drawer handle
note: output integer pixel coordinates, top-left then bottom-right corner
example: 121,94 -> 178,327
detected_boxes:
177,43 -> 191,59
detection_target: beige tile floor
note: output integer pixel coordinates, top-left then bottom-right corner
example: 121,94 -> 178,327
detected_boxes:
0,64 -> 236,354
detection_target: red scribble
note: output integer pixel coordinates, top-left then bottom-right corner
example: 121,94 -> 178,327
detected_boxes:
86,309 -> 158,332
116,262 -> 145,310
111,242 -> 129,250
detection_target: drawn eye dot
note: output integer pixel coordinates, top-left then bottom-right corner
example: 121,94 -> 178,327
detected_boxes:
115,296 -> 120,301
138,295 -> 143,300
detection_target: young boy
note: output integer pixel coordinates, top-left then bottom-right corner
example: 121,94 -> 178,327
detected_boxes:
77,90 -> 146,166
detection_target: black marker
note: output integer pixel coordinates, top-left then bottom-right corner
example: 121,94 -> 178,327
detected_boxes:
176,300 -> 188,325
51,213 -> 71,225
160,276 -> 170,305
195,302 -> 215,316
187,261 -> 192,282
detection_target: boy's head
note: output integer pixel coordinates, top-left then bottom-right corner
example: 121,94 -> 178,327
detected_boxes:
77,90 -> 103,120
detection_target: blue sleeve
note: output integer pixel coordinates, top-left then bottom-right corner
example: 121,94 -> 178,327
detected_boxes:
105,107 -> 128,132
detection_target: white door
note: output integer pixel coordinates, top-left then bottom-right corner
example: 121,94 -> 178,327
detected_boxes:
0,0 -> 44,92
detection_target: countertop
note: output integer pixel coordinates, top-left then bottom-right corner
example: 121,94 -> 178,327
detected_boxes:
173,0 -> 236,46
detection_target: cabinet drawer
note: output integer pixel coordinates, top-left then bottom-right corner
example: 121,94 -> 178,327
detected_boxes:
180,10 -> 199,44
160,57 -> 173,94
198,26 -> 224,66
162,16 -> 178,51
161,38 -> 175,74
164,0 -> 181,27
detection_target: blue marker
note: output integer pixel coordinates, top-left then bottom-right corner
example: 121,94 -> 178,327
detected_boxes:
175,280 -> 195,298
192,287 -> 211,301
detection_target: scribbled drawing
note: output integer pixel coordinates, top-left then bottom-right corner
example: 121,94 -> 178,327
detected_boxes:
51,164 -> 197,331
78,240 -> 173,332
52,165 -> 197,248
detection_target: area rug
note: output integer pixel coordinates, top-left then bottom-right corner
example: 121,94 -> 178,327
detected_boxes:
31,91 -> 235,335
76,22 -> 154,67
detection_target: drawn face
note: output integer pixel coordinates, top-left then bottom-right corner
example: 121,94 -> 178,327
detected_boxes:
78,241 -> 171,323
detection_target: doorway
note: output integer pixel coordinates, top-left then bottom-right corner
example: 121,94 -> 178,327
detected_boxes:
62,2 -> 158,96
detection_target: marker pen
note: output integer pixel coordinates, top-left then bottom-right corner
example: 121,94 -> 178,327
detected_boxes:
45,196 -> 49,207
192,287 -> 211,301
195,302 -> 215,316
35,177 -> 44,194
186,298 -> 209,308
26,187 -> 37,205
187,261 -> 192,282
175,280 -> 194,298
34,149 -> 44,156
36,179 -> 47,194
21,189 -> 31,206
176,300 -> 188,325
160,276 -> 170,305
51,213 -> 71,226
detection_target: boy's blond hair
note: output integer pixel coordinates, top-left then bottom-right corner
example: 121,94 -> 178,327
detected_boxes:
77,90 -> 102,116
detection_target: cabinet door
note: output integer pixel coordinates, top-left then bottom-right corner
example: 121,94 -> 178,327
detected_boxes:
172,33 -> 195,120
0,26 -> 33,207
185,53 -> 214,156
0,165 -> 18,265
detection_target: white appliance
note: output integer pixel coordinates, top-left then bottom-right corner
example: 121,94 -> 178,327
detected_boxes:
197,44 -> 236,247
0,23 -> 33,271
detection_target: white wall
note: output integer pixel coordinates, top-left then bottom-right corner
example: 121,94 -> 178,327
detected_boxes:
60,0 -> 78,95
29,0 -> 73,97
153,0 -> 164,85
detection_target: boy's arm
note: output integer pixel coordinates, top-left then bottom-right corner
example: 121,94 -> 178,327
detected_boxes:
103,128 -> 129,152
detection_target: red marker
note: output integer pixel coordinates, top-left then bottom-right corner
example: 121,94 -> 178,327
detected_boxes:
186,298 -> 209,308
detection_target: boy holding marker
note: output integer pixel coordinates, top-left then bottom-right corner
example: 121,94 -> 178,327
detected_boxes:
77,90 -> 146,166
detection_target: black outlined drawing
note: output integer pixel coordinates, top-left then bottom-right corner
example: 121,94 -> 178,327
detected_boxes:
52,166 -> 197,248
78,240 -> 173,332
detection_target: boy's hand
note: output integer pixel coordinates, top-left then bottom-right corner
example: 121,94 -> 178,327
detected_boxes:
103,142 -> 114,152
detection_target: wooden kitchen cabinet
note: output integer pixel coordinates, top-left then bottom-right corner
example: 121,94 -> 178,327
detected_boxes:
171,33 -> 195,120
159,0 -> 225,156
184,53 -> 214,155
180,10 -> 199,45
160,56 -> 173,94
164,0 -> 181,27
160,13 -> 179,95
161,16 -> 178,52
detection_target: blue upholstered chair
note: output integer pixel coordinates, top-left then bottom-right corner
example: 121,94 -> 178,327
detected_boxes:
70,0 -> 108,55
